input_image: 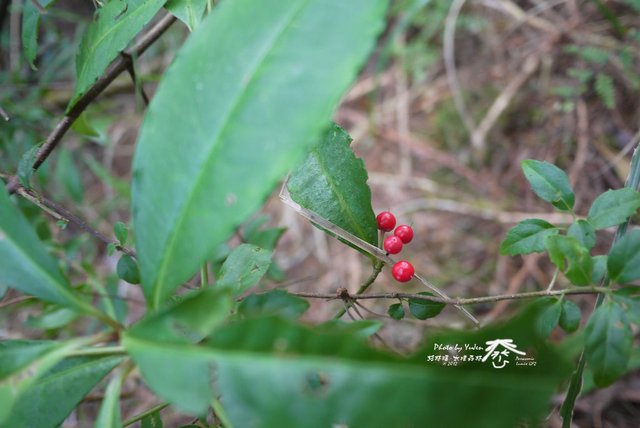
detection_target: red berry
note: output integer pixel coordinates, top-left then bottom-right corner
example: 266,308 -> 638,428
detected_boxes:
392,261 -> 414,283
383,235 -> 403,254
394,225 -> 414,244
376,211 -> 396,232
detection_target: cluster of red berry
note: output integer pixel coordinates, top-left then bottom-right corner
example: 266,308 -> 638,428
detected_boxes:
376,211 -> 415,283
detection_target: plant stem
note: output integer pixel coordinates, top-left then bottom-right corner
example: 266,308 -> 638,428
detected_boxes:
560,143 -> 640,427
5,13 -> 177,195
123,403 -> 170,427
333,259 -> 384,319
296,285 -> 609,307
68,345 -> 127,357
201,263 -> 209,287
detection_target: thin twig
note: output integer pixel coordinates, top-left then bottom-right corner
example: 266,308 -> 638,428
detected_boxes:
5,13 -> 176,194
0,295 -> 36,309
334,260 -> 384,319
293,286 -> 609,306
11,182 -> 136,257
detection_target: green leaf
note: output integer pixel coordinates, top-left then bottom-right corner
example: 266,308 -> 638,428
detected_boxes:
114,221 -> 128,245
5,356 -> 122,427
141,410 -> 164,428
499,219 -> 558,256
95,367 -> 127,428
124,314 -> 571,426
544,235 -> 593,286
69,0 -> 167,110
587,188 -> 640,229
25,307 -> 79,330
216,244 -> 272,295
71,112 -> 101,138
607,229 -> 640,284
408,292 -> 445,320
237,290 -> 309,319
595,73 -> 615,109
56,148 -> 84,202
611,287 -> 640,325
165,0 -> 206,31
132,0 -> 388,309
243,216 -> 286,250
585,301 -> 632,387
591,255 -> 607,284
21,0 -> 56,69
0,338 -> 90,424
535,298 -> 561,339
128,288 -> 233,344
288,123 -> 377,246
18,144 -> 40,188
0,186 -> 96,313
117,255 -> 141,285
107,242 -> 117,257
317,319 -> 382,338
521,160 -> 575,211
567,219 -> 596,250
558,300 -> 581,333
387,303 -> 405,320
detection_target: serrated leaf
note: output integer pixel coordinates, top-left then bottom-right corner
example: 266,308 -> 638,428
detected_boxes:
18,144 -> 41,188
117,255 -> 140,285
587,188 -> 640,229
499,219 -> 558,256
567,219 -> 596,250
114,221 -> 128,245
559,300 -> 581,333
408,292 -> 445,320
0,186 -> 96,313
69,0 -> 167,110
535,298 -> 561,338
288,123 -> 377,246
237,290 -> 309,319
165,0 -> 206,31
132,0 -> 388,309
387,302 -> 405,320
607,229 -> 640,284
544,235 -> 593,286
216,244 -> 272,295
585,301 -> 632,387
21,0 -> 56,70
124,314 -> 571,426
56,148 -> 84,203
5,356 -> 122,427
521,160 -> 575,211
